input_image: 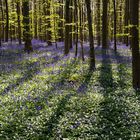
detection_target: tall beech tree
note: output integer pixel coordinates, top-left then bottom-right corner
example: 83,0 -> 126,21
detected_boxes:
130,0 -> 140,89
16,0 -> 22,45
113,0 -> 117,51
85,0 -> 95,69
64,0 -> 70,55
46,0 -> 52,45
124,0 -> 129,46
34,0 -> 38,39
22,0 -> 33,53
58,0 -> 64,42
79,0 -> 85,61
69,0 -> 73,49
0,0 -> 4,45
102,0 -> 108,49
96,0 -> 101,47
5,0 -> 9,42
74,0 -> 78,57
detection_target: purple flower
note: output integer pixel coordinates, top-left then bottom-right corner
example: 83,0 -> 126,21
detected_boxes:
35,105 -> 42,111
34,97 -> 40,102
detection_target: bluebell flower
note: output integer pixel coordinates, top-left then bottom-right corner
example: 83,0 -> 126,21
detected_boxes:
35,105 -> 42,111
34,97 -> 40,102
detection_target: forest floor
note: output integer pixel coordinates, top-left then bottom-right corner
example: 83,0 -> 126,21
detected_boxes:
0,40 -> 140,139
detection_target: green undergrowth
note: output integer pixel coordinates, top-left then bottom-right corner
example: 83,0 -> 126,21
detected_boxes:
0,48 -> 140,140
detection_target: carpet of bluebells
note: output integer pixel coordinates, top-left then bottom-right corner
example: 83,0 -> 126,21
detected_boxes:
0,40 -> 140,140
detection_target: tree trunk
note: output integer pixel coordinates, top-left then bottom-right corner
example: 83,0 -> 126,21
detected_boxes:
16,0 -> 22,45
22,0 -> 33,53
96,0 -> 101,47
64,0 -> 70,55
34,0 -> 38,39
130,0 -> 140,89
46,0 -> 52,45
58,0 -> 64,42
5,0 -> 9,42
102,0 -> 108,49
74,0 -> 78,57
79,0 -> 85,61
124,0 -> 129,46
0,0 -> 4,42
113,0 -> 117,51
85,0 -> 95,69
69,0 -> 73,49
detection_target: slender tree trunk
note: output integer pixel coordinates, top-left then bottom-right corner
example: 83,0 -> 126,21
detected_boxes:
22,0 -> 33,53
102,0 -> 108,49
38,3 -> 42,41
85,0 -> 95,69
130,0 -> 140,89
43,0 -> 47,41
64,0 -> 70,55
34,0 -> 38,39
69,0 -> 73,49
52,3 -> 57,49
5,0 -> 9,42
113,0 -> 117,51
16,0 -> 22,45
74,0 -> 78,57
96,0 -> 101,47
119,0 -> 123,43
124,0 -> 129,46
46,0 -> 52,45
10,24 -> 12,42
58,0 -> 64,42
0,0 -> 4,42
79,0 -> 85,61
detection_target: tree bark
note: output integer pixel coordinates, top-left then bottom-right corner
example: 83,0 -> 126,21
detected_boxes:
64,0 -> 70,55
85,0 -> 95,69
74,0 -> 78,57
96,0 -> 101,47
124,0 -> 129,46
16,0 -> 22,45
0,0 -> 4,42
22,0 -> 33,53
113,0 -> 117,51
46,0 -> 52,45
130,0 -> 140,89
102,0 -> 108,49
5,0 -> 9,42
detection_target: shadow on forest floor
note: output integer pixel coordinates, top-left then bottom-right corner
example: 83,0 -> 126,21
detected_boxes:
40,93 -> 74,139
76,68 -> 94,94
96,49 -> 135,139
0,59 -> 79,139
35,60 -> 95,139
0,50 -> 24,73
0,61 -> 40,95
95,47 -> 132,64
37,60 -> 78,138
0,53 -> 65,96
